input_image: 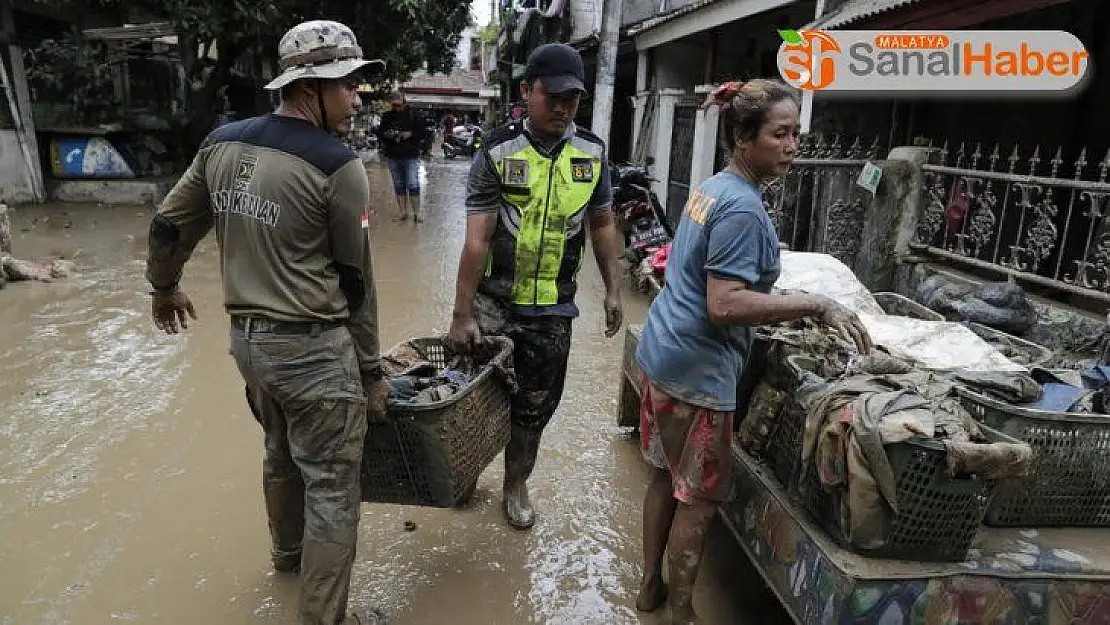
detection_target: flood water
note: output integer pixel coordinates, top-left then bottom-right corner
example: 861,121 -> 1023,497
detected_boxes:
0,156 -> 788,624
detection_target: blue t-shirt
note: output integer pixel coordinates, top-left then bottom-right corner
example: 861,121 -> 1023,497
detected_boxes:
635,171 -> 781,411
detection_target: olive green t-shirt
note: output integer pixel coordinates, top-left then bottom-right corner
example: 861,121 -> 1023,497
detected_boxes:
146,113 -> 380,372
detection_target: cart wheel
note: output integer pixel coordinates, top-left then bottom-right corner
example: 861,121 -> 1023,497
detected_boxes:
617,374 -> 641,430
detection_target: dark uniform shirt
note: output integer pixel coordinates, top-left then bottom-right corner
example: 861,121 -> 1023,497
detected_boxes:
146,113 -> 380,373
378,108 -> 425,159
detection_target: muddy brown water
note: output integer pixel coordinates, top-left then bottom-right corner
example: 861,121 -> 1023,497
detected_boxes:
0,157 -> 788,624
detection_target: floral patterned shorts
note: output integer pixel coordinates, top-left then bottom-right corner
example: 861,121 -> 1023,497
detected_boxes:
639,373 -> 735,504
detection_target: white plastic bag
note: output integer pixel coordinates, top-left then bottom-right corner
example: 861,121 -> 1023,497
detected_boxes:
776,251 -> 886,316
775,251 -> 1025,372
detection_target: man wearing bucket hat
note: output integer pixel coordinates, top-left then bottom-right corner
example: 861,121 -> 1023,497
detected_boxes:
448,43 -> 625,529
146,19 -> 388,625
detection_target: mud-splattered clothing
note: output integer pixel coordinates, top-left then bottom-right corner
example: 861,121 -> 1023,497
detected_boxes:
236,322 -> 367,624
146,113 -> 381,625
639,372 -> 735,503
474,293 -> 571,432
636,171 -> 780,412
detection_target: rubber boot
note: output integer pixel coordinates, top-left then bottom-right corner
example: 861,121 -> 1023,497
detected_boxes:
410,194 -> 423,223
395,195 -> 408,221
503,424 -> 543,530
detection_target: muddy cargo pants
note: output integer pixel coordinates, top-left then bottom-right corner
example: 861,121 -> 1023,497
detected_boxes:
230,317 -> 367,625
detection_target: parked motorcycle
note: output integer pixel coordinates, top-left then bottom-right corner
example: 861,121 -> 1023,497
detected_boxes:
443,124 -> 483,159
611,162 -> 672,291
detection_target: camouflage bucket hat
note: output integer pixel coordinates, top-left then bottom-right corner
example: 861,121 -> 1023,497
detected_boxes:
264,20 -> 385,91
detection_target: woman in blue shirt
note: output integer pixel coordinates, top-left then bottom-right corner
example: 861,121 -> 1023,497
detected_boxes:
634,79 -> 872,624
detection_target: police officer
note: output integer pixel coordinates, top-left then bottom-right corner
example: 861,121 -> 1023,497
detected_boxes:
146,20 -> 388,625
448,43 -> 625,529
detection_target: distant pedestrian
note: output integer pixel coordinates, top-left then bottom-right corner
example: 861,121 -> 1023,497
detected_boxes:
377,91 -> 427,222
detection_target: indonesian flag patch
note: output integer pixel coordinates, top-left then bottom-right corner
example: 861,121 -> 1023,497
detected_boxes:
360,211 -> 370,229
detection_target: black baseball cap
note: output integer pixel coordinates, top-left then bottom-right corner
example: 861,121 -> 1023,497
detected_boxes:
524,43 -> 586,95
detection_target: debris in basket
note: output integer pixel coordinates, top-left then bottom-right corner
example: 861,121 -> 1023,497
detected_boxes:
795,367 -> 1033,551
1023,365 -> 1110,413
383,349 -> 475,405
403,520 -> 417,532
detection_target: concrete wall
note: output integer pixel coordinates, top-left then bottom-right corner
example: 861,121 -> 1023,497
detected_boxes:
622,0 -> 661,27
0,131 -> 35,204
653,39 -> 705,91
569,0 -> 602,42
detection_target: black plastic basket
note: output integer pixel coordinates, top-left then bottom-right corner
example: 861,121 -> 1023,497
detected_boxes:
756,345 -> 812,490
957,386 -> 1110,526
360,336 -> 514,508
784,355 -> 1011,562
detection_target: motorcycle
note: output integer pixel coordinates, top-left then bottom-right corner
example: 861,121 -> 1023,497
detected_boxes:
442,124 -> 483,159
611,162 -> 672,291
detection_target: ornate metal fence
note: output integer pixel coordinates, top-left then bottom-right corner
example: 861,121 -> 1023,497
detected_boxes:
910,141 -> 1110,303
762,133 -> 881,267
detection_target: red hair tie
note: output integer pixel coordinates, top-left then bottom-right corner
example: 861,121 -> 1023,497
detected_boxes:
702,81 -> 743,109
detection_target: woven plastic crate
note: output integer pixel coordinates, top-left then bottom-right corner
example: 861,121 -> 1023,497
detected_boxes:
957,386 -> 1110,526
963,322 -> 1053,367
872,292 -> 945,321
360,336 -> 514,508
758,346 -> 813,490
784,355 -> 1012,562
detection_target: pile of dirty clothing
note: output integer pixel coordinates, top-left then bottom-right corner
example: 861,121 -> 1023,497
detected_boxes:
382,342 -> 474,405
1025,365 -> 1110,414
792,360 -> 1034,550
740,321 -> 1036,550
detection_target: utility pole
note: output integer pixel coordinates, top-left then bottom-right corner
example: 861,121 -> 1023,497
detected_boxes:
800,0 -> 828,134
591,0 -> 622,146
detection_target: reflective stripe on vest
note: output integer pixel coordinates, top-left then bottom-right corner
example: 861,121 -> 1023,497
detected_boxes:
486,133 -> 603,306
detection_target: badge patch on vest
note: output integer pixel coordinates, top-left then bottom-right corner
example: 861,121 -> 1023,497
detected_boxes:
504,158 -> 530,186
570,158 -> 594,183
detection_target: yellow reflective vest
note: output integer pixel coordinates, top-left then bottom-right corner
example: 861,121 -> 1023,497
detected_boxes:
478,122 -> 605,308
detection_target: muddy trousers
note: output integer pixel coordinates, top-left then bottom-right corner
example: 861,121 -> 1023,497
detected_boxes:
473,294 -> 573,432
231,319 -> 368,625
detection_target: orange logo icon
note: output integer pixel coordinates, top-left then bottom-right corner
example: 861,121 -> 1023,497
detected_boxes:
778,29 -> 842,91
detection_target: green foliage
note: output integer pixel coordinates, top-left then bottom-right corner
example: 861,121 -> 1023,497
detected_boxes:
23,30 -> 124,126
41,0 -> 470,148
133,0 -> 473,85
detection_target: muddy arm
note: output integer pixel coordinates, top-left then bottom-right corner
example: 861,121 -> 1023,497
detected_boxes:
453,213 -> 498,320
146,150 -> 214,292
703,209 -> 823,326
587,210 -> 622,298
327,160 -> 381,377
453,150 -> 500,320
586,159 -> 621,296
